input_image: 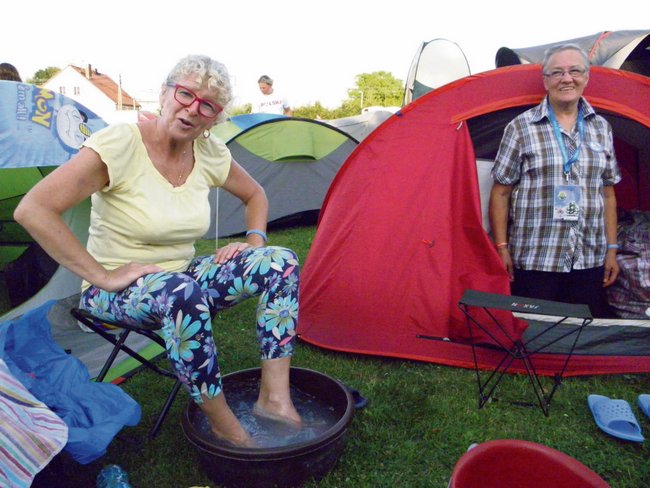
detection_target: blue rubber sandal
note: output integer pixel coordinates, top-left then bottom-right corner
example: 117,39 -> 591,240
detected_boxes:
587,394 -> 644,443
638,394 -> 650,420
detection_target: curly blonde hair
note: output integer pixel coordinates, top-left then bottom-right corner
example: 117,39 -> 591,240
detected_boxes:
164,55 -> 233,122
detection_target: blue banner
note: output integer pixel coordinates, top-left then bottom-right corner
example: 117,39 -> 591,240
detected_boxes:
0,80 -> 107,169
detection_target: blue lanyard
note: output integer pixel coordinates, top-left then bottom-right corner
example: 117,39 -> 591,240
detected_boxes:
548,103 -> 584,175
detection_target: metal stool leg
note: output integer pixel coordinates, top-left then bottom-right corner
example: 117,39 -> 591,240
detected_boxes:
149,379 -> 183,439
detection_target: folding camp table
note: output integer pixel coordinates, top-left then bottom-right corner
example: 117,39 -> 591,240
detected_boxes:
457,289 -> 593,416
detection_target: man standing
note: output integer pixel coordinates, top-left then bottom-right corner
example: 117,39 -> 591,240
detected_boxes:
252,75 -> 293,116
489,43 -> 621,317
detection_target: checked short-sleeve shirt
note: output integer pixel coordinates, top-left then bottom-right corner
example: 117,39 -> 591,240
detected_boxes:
491,96 -> 621,273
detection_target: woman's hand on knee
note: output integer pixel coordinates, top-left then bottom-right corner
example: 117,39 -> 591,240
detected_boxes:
214,242 -> 251,264
97,262 -> 164,292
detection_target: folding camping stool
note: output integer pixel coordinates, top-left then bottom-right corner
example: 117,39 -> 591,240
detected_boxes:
70,308 -> 182,438
457,289 -> 593,416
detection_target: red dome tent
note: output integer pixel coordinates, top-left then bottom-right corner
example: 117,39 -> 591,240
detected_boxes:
298,65 -> 650,376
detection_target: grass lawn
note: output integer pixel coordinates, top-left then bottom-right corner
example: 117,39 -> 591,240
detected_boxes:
27,225 -> 650,487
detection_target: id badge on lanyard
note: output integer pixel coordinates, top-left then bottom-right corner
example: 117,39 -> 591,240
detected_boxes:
549,103 -> 584,221
553,184 -> 581,220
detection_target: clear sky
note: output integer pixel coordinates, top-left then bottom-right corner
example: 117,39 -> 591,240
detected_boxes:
3,0 -> 648,109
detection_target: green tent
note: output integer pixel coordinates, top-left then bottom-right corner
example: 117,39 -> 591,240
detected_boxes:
0,166 -> 53,268
0,80 -> 106,314
207,116 -> 359,238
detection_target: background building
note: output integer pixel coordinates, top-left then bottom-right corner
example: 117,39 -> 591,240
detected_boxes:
43,64 -> 145,124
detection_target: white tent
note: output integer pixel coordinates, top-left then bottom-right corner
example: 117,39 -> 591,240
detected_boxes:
403,38 -> 471,105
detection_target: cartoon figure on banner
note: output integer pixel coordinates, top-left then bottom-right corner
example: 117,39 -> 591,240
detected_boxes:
56,103 -> 92,151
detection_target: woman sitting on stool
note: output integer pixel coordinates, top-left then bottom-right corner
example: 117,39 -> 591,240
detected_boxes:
15,54 -> 301,447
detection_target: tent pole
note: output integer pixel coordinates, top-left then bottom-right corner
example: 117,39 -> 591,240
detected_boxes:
215,187 -> 219,249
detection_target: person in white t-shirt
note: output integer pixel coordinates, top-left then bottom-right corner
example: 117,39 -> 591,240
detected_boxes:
14,54 -> 301,447
252,75 -> 293,116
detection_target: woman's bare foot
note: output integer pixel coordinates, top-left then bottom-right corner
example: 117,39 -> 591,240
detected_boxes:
252,399 -> 302,426
199,393 -> 255,447
209,420 -> 256,447
256,357 -> 302,426
211,427 -> 257,448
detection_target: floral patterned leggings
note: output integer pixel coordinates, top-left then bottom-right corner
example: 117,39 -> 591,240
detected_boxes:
79,246 -> 300,404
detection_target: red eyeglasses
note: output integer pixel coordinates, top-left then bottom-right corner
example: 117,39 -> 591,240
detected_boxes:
168,83 -> 223,118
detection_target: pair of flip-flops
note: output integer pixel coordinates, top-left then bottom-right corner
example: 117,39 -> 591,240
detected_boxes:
587,394 -> 650,443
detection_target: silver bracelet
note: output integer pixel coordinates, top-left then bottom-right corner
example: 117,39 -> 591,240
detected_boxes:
246,229 -> 267,242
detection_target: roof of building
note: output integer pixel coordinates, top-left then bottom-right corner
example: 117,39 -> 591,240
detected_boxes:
70,65 -> 140,109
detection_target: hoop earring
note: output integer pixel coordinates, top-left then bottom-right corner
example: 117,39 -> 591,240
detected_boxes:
203,129 -> 211,139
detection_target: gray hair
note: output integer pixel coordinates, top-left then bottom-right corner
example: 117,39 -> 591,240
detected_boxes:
542,43 -> 590,73
164,54 -> 233,122
257,75 -> 273,85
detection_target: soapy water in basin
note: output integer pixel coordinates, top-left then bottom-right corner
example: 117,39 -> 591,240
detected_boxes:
194,378 -> 339,448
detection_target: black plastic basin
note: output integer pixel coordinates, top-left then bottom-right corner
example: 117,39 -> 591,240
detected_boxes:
181,367 -> 355,488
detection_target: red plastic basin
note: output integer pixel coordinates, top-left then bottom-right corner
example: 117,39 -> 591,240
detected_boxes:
448,439 -> 610,488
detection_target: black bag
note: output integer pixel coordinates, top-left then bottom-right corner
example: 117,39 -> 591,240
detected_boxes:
607,210 -> 650,319
4,243 -> 58,307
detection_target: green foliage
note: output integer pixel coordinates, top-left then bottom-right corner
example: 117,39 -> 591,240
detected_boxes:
348,71 -> 403,110
293,102 -> 334,120
293,101 -> 360,120
28,66 -> 60,86
229,103 -> 252,116
274,71 -> 404,120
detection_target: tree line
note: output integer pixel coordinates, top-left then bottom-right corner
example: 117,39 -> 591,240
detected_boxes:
28,67 -> 404,120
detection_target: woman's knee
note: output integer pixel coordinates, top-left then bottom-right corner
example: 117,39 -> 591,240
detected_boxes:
277,246 -> 299,264
260,246 -> 300,272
